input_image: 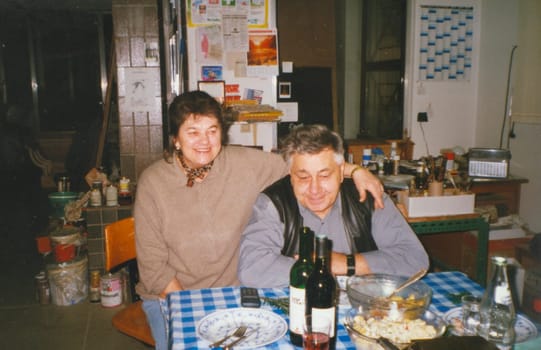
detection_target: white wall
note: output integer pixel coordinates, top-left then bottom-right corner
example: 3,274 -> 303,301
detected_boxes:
475,0 -> 518,148
406,0 -> 481,158
506,0 -> 541,233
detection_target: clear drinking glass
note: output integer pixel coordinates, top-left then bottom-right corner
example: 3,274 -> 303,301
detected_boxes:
461,294 -> 481,335
303,315 -> 331,350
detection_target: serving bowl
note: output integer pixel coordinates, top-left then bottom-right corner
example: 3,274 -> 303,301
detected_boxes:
346,274 -> 432,320
344,307 -> 446,350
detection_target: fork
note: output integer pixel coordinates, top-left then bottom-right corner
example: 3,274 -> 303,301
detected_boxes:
223,328 -> 257,349
209,326 -> 248,348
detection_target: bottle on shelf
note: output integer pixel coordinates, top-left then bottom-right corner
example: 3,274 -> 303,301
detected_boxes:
478,256 -> 516,350
305,234 -> 337,350
362,148 -> 371,168
289,227 -> 315,346
390,141 -> 397,159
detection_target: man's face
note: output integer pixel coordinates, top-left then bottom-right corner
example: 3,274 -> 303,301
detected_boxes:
290,148 -> 344,219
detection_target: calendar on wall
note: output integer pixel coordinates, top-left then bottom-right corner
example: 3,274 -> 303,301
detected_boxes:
418,6 -> 474,81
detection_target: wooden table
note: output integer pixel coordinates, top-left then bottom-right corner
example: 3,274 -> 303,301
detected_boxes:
408,213 -> 490,286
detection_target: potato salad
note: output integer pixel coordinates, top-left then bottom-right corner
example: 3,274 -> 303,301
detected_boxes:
353,314 -> 438,344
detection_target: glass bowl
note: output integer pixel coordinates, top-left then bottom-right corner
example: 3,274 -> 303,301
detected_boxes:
346,273 -> 432,320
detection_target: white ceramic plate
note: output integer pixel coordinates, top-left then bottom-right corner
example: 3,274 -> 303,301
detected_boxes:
196,308 -> 287,349
443,307 -> 538,343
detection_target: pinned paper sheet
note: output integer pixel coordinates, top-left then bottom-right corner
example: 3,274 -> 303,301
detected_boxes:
277,102 -> 298,122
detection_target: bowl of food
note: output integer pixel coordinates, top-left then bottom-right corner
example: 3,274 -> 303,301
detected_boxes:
344,307 -> 446,350
346,274 -> 432,320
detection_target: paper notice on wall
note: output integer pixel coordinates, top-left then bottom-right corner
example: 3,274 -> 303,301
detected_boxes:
222,12 -> 249,51
246,28 -> 279,77
225,51 -> 247,77
187,0 -> 268,28
196,25 -> 223,64
124,68 -> 157,112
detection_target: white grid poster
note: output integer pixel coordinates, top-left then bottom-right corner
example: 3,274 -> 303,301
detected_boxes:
419,6 -> 474,81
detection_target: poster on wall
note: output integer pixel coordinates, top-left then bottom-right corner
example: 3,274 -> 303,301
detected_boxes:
418,5 -> 474,81
187,0 -> 268,28
246,28 -> 278,77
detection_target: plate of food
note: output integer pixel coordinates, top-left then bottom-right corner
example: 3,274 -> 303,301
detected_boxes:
196,308 -> 287,349
443,307 -> 538,343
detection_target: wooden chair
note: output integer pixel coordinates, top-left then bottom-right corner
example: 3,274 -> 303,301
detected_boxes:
104,217 -> 155,347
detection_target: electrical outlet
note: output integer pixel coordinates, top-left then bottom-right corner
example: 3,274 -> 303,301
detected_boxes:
417,112 -> 428,122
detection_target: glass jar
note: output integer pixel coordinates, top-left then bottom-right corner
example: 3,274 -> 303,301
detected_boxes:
90,181 -> 103,207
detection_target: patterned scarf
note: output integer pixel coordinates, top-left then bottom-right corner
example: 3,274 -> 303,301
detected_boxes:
178,155 -> 213,187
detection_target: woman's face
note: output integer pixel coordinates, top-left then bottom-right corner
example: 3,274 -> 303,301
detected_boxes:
174,114 -> 222,168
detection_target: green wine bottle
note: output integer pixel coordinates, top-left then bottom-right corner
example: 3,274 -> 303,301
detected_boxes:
306,234 -> 337,350
289,227 -> 315,346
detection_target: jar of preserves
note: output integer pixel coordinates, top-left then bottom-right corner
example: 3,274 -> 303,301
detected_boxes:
118,177 -> 132,205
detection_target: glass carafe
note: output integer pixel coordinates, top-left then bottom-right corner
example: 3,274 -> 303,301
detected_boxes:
478,256 -> 516,350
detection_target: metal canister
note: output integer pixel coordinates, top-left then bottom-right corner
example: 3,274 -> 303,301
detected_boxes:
57,176 -> 71,192
100,272 -> 123,307
89,270 -> 101,303
35,272 -> 51,305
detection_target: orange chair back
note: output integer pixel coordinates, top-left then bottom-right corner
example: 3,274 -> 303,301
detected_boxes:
104,217 -> 136,272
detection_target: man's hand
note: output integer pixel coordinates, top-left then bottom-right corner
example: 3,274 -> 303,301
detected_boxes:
345,164 -> 384,209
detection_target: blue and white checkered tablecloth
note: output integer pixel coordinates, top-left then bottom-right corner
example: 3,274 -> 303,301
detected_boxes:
166,271 -> 484,349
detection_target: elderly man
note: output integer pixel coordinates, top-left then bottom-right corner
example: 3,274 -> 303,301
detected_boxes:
237,124 -> 428,288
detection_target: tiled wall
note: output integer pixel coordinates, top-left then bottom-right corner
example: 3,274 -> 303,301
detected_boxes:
83,0 -> 165,270
83,205 -> 133,270
112,0 -> 164,184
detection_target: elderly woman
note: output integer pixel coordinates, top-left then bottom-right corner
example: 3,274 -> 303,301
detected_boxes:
134,90 -> 383,349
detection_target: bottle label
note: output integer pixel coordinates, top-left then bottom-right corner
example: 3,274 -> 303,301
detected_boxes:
289,286 -> 305,335
494,285 -> 512,305
311,306 -> 336,337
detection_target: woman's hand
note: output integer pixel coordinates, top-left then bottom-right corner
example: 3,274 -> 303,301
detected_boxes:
344,163 -> 385,209
159,277 -> 183,298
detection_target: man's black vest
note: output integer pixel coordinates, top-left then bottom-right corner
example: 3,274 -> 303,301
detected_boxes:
263,176 -> 378,256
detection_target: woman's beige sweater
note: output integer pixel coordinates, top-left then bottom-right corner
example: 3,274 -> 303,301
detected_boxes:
134,146 -> 287,299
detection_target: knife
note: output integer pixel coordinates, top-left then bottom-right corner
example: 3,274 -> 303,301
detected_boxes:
344,323 -> 400,350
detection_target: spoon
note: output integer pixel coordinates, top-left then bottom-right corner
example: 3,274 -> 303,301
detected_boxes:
344,323 -> 400,350
388,268 -> 428,298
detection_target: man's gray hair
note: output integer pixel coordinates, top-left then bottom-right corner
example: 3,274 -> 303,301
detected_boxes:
280,124 -> 345,166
